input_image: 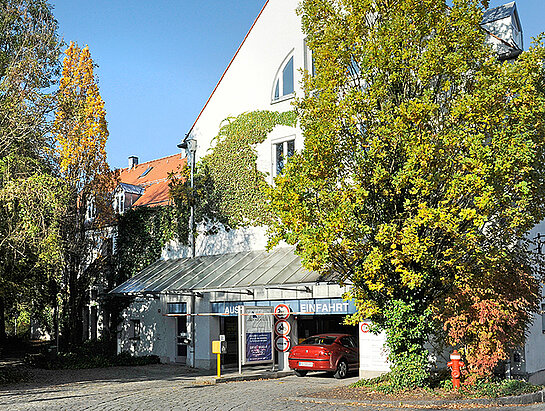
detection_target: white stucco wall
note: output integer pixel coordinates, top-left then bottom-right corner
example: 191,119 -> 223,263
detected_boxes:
188,0 -> 304,164
162,225 -> 272,259
482,15 -> 522,58
521,220 -> 545,375
117,297 -> 177,363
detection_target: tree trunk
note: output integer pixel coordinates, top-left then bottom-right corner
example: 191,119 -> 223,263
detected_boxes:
0,296 -> 5,344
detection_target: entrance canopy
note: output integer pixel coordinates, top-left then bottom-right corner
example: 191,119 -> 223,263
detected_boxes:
110,247 -> 334,295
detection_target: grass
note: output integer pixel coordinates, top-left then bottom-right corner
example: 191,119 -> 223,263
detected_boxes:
351,372 -> 543,398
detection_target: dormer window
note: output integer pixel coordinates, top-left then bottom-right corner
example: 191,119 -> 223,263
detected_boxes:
272,53 -> 295,102
114,190 -> 125,214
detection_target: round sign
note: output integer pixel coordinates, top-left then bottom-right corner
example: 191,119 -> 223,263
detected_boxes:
275,335 -> 290,352
360,322 -> 370,333
275,320 -> 291,336
274,304 -> 290,320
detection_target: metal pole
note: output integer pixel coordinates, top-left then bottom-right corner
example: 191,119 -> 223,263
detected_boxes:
238,309 -> 242,375
192,292 -> 196,368
190,149 -> 195,259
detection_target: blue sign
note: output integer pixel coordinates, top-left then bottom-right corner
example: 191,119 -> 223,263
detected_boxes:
211,298 -> 356,316
246,332 -> 272,362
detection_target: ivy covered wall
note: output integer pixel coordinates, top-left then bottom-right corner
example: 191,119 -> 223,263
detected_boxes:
114,109 -> 296,282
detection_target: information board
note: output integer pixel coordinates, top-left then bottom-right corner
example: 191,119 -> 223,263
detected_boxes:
239,306 -> 274,365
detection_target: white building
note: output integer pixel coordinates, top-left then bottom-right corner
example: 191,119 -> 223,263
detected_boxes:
112,0 -> 544,381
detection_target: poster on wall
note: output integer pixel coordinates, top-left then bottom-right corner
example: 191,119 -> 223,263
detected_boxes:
239,306 -> 274,365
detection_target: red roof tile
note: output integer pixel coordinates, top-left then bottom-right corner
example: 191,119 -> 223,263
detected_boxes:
118,154 -> 186,208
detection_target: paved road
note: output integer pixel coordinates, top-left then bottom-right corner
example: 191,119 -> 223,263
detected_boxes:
1,364 -> 545,410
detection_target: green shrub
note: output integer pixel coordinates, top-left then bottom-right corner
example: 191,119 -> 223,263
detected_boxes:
24,346 -> 160,369
0,368 -> 28,385
466,379 -> 543,398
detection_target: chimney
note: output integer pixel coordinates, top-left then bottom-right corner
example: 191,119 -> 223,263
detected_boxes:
128,156 -> 138,169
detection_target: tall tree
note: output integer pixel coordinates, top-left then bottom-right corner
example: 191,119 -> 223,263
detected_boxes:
269,0 -> 545,384
0,0 -> 61,341
53,41 -> 111,347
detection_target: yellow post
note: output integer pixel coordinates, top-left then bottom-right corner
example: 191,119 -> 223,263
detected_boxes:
212,340 -> 222,378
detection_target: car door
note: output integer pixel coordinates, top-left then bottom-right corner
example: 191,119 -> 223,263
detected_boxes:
340,336 -> 358,367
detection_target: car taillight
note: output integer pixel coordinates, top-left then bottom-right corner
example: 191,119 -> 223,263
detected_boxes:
319,350 -> 331,357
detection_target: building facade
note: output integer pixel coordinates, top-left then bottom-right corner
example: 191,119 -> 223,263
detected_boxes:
112,0 -> 545,381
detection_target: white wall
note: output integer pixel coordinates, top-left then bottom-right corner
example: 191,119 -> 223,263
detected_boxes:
188,0 -> 304,164
117,297 -> 176,363
522,220 -> 545,375
162,225 -> 271,259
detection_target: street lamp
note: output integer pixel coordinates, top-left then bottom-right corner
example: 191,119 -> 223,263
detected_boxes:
177,137 -> 197,258
177,137 -> 198,368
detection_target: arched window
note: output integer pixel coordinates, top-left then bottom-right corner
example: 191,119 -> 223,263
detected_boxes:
272,52 -> 295,102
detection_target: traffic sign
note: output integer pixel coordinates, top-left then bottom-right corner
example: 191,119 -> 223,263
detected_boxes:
275,320 -> 291,336
274,304 -> 290,320
361,322 -> 370,333
275,335 -> 290,352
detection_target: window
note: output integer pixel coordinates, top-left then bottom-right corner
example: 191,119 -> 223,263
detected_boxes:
130,319 -> 140,340
168,302 -> 187,314
303,38 -> 315,77
114,191 -> 125,214
86,197 -> 96,221
274,139 -> 295,176
272,53 -> 295,102
341,336 -> 357,348
301,336 -> 337,345
139,166 -> 153,178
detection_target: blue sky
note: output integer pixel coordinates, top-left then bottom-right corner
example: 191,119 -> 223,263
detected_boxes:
50,0 -> 544,170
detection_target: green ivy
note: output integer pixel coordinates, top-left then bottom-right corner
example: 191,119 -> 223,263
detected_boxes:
114,206 -> 183,284
201,110 -> 297,227
115,110 -> 296,284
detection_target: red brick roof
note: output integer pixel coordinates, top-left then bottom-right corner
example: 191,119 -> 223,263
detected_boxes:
118,154 -> 186,207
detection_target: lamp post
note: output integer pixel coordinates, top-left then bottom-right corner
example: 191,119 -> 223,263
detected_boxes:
177,137 -> 197,258
178,137 -> 198,368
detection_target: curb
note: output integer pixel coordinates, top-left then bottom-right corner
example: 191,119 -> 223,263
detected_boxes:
195,371 -> 293,385
288,388 -> 545,408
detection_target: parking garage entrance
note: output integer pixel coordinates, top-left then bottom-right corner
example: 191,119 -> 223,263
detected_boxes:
212,298 -> 358,365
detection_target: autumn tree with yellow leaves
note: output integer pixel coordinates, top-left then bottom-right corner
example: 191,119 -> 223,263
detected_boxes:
269,0 -> 545,387
53,42 -> 114,346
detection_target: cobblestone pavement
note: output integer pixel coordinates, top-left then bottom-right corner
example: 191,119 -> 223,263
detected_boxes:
1,364 -> 544,410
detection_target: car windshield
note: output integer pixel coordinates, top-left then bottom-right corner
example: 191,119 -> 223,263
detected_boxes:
301,336 -> 337,346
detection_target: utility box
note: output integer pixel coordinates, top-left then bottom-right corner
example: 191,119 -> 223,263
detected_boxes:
212,340 -> 226,354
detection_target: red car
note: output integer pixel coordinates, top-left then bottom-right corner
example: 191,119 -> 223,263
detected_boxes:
288,333 -> 358,379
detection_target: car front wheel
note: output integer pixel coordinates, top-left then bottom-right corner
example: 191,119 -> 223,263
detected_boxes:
334,360 -> 348,379
294,369 -> 308,377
